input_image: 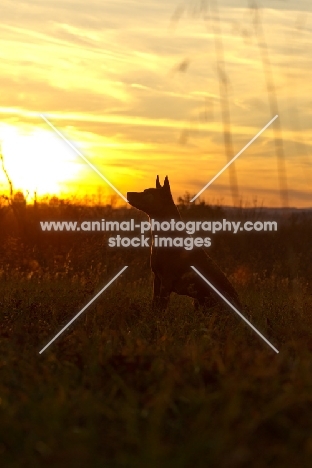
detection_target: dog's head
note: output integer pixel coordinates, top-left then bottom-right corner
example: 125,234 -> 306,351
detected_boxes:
127,176 -> 175,217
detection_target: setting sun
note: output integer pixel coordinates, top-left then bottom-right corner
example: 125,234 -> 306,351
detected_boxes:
0,123 -> 81,197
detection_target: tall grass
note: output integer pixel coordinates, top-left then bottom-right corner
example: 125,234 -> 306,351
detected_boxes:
0,202 -> 312,466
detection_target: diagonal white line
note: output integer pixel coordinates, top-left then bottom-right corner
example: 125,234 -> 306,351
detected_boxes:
191,266 -> 279,353
39,114 -> 128,203
190,115 -> 278,202
39,266 -> 128,354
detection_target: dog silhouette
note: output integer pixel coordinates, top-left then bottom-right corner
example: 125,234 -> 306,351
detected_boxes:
127,176 -> 241,311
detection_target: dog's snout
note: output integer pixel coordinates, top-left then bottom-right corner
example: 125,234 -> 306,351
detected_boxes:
127,192 -> 141,207
127,192 -> 136,203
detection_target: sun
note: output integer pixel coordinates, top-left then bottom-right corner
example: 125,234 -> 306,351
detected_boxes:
0,123 -> 81,197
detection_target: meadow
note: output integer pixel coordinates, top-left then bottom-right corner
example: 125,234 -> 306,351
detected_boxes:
1,197 -> 312,467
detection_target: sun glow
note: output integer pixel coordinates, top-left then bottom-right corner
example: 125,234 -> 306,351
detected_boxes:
0,123 -> 81,197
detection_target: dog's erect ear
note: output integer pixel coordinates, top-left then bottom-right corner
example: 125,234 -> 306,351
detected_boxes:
156,175 -> 161,189
163,176 -> 171,192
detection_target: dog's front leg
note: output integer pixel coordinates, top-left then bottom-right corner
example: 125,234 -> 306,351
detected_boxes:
152,274 -> 166,309
152,273 -> 161,307
153,274 -> 161,299
158,277 -> 172,310
152,275 -> 171,310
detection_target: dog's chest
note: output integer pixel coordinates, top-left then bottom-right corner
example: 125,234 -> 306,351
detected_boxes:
151,245 -> 189,275
151,245 -> 160,272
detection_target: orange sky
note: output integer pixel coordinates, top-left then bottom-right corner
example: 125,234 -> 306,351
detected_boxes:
0,0 -> 311,207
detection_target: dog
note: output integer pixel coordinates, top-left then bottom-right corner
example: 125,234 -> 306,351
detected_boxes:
127,176 -> 241,311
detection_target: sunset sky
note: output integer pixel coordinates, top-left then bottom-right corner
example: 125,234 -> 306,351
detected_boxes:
0,0 -> 311,207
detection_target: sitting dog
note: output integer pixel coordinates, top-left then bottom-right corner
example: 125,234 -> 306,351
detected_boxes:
127,176 -> 241,311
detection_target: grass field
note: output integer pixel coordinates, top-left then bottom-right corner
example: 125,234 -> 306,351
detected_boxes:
1,201 -> 312,467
